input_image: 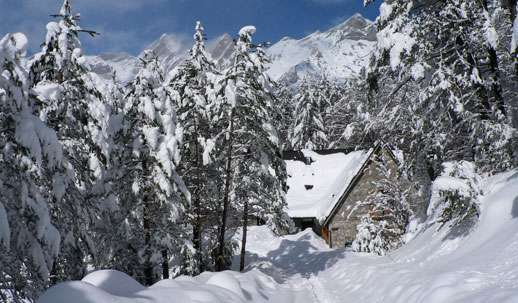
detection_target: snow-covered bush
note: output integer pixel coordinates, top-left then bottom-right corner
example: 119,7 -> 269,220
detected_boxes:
353,159 -> 411,256
427,161 -> 482,229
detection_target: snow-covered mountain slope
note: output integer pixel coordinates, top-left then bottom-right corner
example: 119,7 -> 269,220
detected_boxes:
86,14 -> 375,85
142,33 -> 189,73
207,33 -> 235,67
85,52 -> 140,83
267,13 -> 376,85
37,169 -> 518,303
85,33 -> 233,83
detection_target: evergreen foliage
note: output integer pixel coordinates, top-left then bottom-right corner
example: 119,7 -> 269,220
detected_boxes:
352,154 -> 410,256
1,0 -> 518,299
290,79 -> 329,150
111,50 -> 188,285
0,32 -> 62,301
29,0 -> 111,282
214,26 -> 289,271
168,21 -> 220,275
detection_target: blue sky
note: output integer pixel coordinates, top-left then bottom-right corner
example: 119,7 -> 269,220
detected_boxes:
0,0 -> 380,55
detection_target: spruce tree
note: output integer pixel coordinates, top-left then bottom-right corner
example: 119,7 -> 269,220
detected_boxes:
214,26 -> 288,271
363,0 -> 517,219
168,21 -> 220,275
29,0 -> 111,282
113,50 -> 188,285
427,161 -> 482,230
0,33 -> 62,301
290,78 -> 329,150
274,86 -> 296,149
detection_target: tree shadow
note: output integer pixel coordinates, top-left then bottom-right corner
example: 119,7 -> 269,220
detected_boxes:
238,233 -> 346,283
512,196 -> 518,219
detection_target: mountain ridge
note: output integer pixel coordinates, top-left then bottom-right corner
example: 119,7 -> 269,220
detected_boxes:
85,14 -> 376,85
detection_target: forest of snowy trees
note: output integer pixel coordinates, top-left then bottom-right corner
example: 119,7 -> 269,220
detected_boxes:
1,0 -> 517,301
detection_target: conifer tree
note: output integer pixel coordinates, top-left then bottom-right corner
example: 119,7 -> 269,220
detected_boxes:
290,79 -> 329,150
427,161 -> 482,230
214,26 -> 288,271
274,86 -> 296,149
327,78 -> 371,149
363,0 -> 516,219
168,21 -> 220,275
0,33 -> 62,301
112,50 -> 188,285
28,0 -> 112,282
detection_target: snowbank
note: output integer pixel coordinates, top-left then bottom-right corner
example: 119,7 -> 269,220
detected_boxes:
37,268 -> 308,303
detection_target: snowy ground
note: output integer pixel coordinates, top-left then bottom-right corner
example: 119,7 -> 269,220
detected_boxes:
38,170 -> 518,303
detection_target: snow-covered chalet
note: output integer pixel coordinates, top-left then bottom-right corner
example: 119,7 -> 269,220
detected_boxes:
284,142 -> 403,248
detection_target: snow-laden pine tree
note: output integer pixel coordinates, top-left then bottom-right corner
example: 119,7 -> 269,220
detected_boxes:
274,85 -> 296,149
363,0 -> 517,218
168,21 -> 220,275
0,33 -> 62,301
290,78 -> 329,150
352,157 -> 410,256
427,161 -> 482,230
489,0 -> 518,164
327,77 -> 371,149
214,26 -> 289,271
28,0 -> 112,282
112,50 -> 188,285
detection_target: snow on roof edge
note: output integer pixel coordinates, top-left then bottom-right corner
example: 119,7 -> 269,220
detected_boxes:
285,148 -> 374,222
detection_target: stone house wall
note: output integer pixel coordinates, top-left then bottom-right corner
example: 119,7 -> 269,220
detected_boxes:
326,148 -> 399,248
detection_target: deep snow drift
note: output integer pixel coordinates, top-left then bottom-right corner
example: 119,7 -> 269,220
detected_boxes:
38,170 -> 518,303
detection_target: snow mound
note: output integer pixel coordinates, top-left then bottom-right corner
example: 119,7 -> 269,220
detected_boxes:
81,270 -> 146,296
149,279 -> 180,288
206,271 -> 245,297
38,266 -> 308,303
37,281 -> 118,303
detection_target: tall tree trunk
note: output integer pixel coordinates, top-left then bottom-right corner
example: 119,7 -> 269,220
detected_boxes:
216,110 -> 235,272
239,199 -> 249,272
192,122 -> 203,274
162,250 -> 169,279
143,160 -> 153,286
192,197 -> 202,273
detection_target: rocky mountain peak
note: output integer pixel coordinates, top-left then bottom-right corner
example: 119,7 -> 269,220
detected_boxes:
326,13 -> 376,42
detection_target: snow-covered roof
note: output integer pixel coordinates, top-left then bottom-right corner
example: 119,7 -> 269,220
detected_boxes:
285,149 -> 372,221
